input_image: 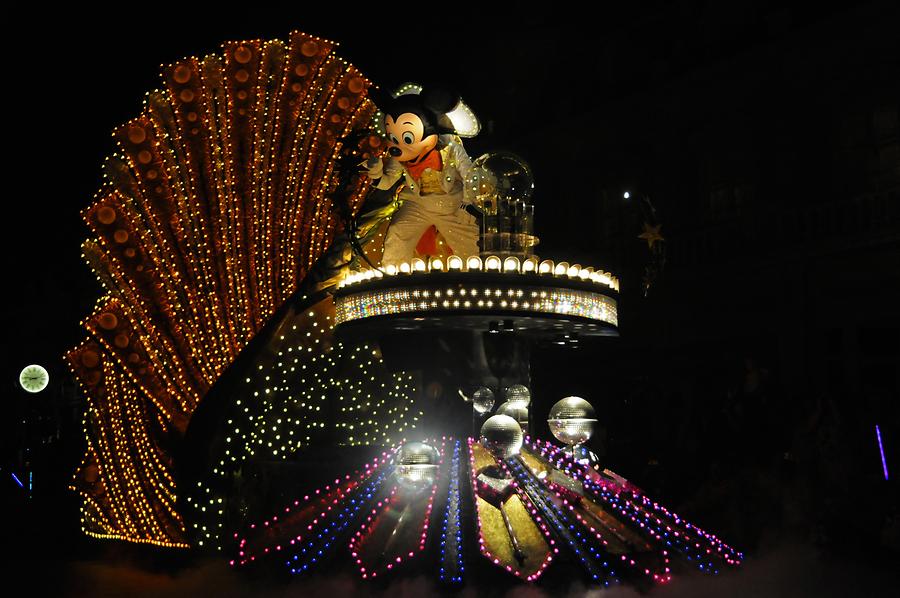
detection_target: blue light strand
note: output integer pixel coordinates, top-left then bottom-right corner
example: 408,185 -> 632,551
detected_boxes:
632,492 -> 742,566
534,440 -> 716,571
502,456 -> 619,586
519,444 -> 671,583
286,458 -> 396,574
349,438 -> 445,579
529,438 -> 741,572
439,439 -> 465,584
233,452 -> 394,566
596,476 -> 736,570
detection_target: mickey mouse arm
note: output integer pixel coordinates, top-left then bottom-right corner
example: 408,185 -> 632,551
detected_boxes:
373,157 -> 403,190
451,138 -> 476,204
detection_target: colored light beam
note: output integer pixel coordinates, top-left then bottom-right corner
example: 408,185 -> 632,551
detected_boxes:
11,473 -> 24,488
876,425 -> 889,481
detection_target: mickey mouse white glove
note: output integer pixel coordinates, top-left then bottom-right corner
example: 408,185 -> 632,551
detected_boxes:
362,156 -> 383,180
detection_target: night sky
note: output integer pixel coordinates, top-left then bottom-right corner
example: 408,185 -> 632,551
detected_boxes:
5,2 -> 897,375
3,2 -> 898,595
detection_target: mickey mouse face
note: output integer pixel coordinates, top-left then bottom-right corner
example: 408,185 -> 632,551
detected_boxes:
384,112 -> 439,162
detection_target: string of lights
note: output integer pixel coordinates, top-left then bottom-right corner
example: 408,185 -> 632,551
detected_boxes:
517,446 -> 671,584
503,455 -> 620,586
348,438 -> 445,579
526,437 -> 742,571
68,29 -> 380,547
438,439 -> 465,585
184,300 -> 421,551
467,438 -> 555,581
231,449 -> 394,566
287,454 -> 396,574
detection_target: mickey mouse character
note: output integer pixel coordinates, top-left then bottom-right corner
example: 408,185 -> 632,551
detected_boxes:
365,86 -> 480,266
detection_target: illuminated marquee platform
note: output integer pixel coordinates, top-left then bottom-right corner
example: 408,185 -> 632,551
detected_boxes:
334,255 -> 620,336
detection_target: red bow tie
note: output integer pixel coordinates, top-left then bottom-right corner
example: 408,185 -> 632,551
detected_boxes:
403,148 -> 442,181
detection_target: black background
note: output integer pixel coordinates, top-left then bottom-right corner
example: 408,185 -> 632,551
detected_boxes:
2,2 -> 898,594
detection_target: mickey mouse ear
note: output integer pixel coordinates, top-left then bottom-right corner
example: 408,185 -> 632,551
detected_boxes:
395,83 -> 480,138
444,97 -> 480,138
392,82 -> 423,98
367,86 -> 395,110
367,83 -> 426,136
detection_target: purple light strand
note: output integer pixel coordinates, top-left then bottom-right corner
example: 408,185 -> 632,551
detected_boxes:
524,436 -> 742,569
876,425 -> 889,481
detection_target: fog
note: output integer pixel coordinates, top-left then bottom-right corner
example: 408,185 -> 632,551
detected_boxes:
53,539 -> 894,598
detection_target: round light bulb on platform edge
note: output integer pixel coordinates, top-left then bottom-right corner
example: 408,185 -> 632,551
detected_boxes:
472,386 -> 495,415
480,414 -> 523,459
547,396 -> 597,447
395,441 -> 439,491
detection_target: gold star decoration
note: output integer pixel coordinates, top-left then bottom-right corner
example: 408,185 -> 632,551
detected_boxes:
638,222 -> 664,249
